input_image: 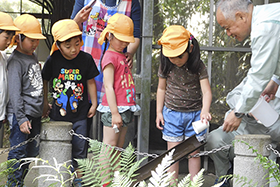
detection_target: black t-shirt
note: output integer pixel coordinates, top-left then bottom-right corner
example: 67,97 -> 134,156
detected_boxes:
42,50 -> 99,123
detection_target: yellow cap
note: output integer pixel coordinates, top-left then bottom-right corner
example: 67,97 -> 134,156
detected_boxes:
98,13 -> 135,44
14,14 -> 46,39
158,25 -> 192,57
10,14 -> 46,47
0,12 -> 20,31
50,19 -> 83,55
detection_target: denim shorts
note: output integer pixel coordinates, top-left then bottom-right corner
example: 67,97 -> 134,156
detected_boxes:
101,110 -> 133,127
162,106 -> 207,142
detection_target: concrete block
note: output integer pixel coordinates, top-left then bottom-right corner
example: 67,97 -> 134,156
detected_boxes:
38,121 -> 73,187
40,121 -> 72,141
234,134 -> 271,187
234,134 -> 271,156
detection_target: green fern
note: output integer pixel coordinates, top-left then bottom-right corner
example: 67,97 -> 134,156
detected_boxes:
0,159 -> 18,186
119,143 -> 137,174
76,140 -> 146,186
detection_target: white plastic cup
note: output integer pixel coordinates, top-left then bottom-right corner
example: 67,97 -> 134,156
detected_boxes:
249,96 -> 279,127
192,120 -> 209,134
113,124 -> 119,133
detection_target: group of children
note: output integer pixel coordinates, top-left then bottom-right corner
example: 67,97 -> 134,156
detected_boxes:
0,9 -> 212,187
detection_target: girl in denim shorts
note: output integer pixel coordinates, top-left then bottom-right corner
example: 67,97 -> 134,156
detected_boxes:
156,25 -> 212,184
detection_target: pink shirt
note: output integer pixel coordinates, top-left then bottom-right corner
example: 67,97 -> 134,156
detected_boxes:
101,50 -> 136,106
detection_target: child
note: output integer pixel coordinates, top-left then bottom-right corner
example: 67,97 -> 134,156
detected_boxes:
6,14 -> 46,187
41,19 -> 99,186
0,12 -> 20,129
97,13 -> 140,186
156,25 -> 212,183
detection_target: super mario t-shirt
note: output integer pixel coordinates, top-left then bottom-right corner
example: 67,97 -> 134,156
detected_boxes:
42,50 -> 99,123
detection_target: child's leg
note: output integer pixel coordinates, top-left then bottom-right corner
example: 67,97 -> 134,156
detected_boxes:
101,124 -> 128,183
167,141 -> 182,183
26,116 -> 41,157
72,119 -> 88,178
103,126 -> 121,146
161,106 -> 185,185
7,113 -> 29,187
116,126 -> 128,147
188,149 -> 201,181
100,126 -> 120,183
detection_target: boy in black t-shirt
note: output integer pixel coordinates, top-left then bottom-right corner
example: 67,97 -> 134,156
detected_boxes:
42,19 -> 99,186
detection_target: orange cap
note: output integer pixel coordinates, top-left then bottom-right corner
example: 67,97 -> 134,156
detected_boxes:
50,19 -> 83,55
10,14 -> 46,47
98,13 -> 135,45
0,12 -> 20,31
14,14 -> 46,39
158,25 -> 192,57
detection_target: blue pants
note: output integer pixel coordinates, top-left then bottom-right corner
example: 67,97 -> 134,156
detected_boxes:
71,119 -> 88,168
7,113 -> 41,187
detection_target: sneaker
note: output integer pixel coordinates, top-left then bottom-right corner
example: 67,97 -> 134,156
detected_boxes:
214,178 -> 230,187
73,178 -> 82,187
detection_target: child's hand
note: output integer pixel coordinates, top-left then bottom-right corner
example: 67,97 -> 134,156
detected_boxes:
156,113 -> 164,130
125,52 -> 133,69
112,113 -> 123,129
87,105 -> 97,118
200,112 -> 212,122
42,103 -> 51,118
2,116 -> 7,124
20,121 -> 32,134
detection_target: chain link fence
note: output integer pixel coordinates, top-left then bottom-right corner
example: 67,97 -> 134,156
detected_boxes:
1,129 -> 280,161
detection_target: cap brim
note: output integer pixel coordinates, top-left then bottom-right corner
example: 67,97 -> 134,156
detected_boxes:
50,39 -> 84,56
58,31 -> 82,42
24,33 -> 46,39
0,25 -> 20,31
162,43 -> 188,57
114,33 -> 135,43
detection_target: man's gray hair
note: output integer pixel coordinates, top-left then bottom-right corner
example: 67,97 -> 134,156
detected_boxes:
216,0 -> 252,20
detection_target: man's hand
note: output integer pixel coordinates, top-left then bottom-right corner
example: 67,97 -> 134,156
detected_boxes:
262,80 -> 279,102
222,110 -> 242,132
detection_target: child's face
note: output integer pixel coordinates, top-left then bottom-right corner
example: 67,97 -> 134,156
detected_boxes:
59,36 -> 81,60
108,34 -> 129,53
0,31 -> 14,51
168,51 -> 190,67
16,35 -> 39,55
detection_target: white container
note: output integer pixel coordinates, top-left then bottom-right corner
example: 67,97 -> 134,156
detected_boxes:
249,96 -> 279,127
192,120 -> 209,134
113,124 -> 119,133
